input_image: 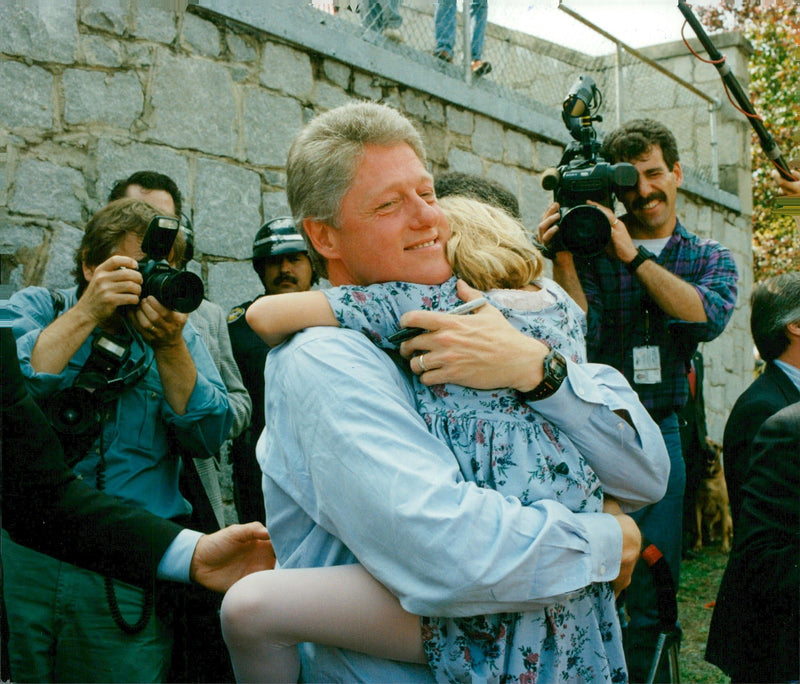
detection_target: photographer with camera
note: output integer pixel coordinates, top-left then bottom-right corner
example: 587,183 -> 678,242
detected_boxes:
109,170 -> 253,532
3,198 -> 233,682
538,117 -> 738,682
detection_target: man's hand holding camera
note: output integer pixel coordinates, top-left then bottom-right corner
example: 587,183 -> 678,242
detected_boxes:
131,291 -> 188,348
33,249 -> 196,417
68,250 -> 190,349
132,290 -> 196,415
31,254 -> 145,376
79,255 -> 143,325
538,200 -> 636,264
582,200 -> 638,265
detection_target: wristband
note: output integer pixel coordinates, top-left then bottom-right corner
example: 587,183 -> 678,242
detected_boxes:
533,238 -> 557,261
517,349 -> 568,402
625,246 -> 655,274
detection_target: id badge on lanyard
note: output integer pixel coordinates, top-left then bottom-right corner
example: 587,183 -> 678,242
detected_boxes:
633,308 -> 661,384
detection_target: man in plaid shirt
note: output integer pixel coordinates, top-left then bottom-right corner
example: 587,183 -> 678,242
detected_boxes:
539,118 -> 738,683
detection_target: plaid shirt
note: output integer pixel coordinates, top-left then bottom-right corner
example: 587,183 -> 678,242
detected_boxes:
576,219 -> 738,413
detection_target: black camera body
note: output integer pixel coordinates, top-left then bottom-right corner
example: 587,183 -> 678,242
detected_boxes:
43,330 -> 144,464
541,75 -> 638,258
46,332 -> 129,433
139,215 -> 203,313
41,215 -> 203,463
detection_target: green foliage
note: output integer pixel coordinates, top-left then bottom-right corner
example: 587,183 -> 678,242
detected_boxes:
697,1 -> 799,280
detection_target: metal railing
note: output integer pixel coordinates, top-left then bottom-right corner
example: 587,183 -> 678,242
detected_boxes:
307,0 -> 722,186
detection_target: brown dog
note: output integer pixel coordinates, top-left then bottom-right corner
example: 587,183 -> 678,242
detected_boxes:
693,438 -> 733,552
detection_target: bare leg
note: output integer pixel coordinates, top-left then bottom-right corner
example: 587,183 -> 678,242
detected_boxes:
220,563 -> 426,683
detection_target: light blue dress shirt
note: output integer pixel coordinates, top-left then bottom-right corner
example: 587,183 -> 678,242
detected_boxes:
8,286 -> 232,520
157,528 -> 203,582
259,327 -> 669,682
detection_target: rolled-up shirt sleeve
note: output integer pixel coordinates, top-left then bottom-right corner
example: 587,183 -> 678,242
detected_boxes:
162,324 -> 232,458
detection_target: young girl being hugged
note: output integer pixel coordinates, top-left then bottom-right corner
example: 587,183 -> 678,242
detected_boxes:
222,196 -> 632,683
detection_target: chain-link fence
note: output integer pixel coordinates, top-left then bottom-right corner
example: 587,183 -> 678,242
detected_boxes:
308,0 -> 721,186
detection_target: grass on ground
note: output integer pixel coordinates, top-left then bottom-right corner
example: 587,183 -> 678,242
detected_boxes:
676,543 -> 730,683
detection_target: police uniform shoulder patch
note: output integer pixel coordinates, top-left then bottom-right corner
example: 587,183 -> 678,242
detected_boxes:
227,306 -> 246,324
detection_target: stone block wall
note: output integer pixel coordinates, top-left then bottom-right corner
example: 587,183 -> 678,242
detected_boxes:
0,0 -> 754,440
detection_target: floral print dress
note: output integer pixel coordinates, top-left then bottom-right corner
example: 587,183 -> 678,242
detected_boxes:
323,277 -> 627,684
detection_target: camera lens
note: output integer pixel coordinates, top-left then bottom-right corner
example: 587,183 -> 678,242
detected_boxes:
46,387 -> 96,435
144,269 -> 204,313
60,407 -> 82,428
165,271 -> 204,313
559,205 -> 611,258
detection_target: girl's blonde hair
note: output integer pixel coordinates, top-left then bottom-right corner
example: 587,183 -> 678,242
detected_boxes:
441,195 -> 543,290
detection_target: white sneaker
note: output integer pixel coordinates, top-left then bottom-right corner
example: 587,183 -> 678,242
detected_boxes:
382,27 -> 403,42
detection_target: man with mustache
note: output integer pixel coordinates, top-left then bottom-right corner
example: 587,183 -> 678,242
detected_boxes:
227,217 -> 316,525
538,118 -> 738,682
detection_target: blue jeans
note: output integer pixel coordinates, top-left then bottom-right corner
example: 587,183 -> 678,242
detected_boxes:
434,0 -> 488,61
362,0 -> 402,32
622,412 -> 685,683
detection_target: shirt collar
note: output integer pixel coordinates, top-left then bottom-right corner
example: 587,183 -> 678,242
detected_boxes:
774,359 -> 800,394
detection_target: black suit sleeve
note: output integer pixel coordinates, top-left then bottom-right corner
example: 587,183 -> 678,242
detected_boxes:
1,327 -> 183,588
707,402 -> 800,682
722,365 -> 799,526
735,402 -> 800,596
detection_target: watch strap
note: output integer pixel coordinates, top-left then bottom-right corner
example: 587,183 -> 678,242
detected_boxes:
625,246 -> 655,275
518,349 -> 568,402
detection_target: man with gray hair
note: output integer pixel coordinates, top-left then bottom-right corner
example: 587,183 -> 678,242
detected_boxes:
243,101 -> 668,681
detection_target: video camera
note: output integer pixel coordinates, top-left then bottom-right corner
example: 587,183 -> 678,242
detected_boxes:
139,215 -> 203,313
540,75 -> 638,258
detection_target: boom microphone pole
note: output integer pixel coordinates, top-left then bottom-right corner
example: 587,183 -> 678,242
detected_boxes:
678,0 -> 794,181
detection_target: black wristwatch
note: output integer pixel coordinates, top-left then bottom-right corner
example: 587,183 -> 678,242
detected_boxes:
625,246 -> 655,274
518,349 -> 568,402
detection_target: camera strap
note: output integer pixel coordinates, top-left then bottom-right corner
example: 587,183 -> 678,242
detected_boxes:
40,297 -> 154,634
91,404 -> 154,635
49,289 -> 66,316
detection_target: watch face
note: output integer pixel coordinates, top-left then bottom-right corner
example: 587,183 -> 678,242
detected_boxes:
520,349 -> 568,401
548,351 -> 568,380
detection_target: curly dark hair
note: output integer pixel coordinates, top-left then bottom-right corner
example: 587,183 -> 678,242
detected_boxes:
601,118 -> 680,170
